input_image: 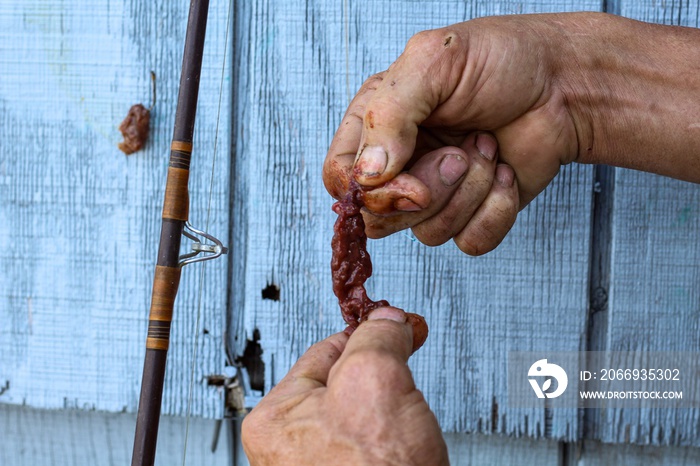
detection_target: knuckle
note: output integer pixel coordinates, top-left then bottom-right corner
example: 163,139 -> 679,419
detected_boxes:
322,159 -> 348,200
345,109 -> 364,123
243,395 -> 301,435
363,223 -> 393,240
362,98 -> 409,134
454,233 -> 485,256
412,222 -> 450,247
342,349 -> 393,372
406,28 -> 461,54
359,72 -> 385,92
489,193 -> 519,224
455,199 -> 518,256
454,217 -> 503,255
406,29 -> 438,50
433,208 -> 461,233
241,409 -> 264,447
336,350 -> 405,391
349,73 -> 384,107
406,29 -> 433,48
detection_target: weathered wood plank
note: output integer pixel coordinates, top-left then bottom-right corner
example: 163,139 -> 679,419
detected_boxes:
7,403 -> 700,466
0,404 -> 230,466
229,0 -> 599,442
0,0 -> 231,417
578,439 -> 700,465
445,433 -> 560,465
5,0 -> 698,458
586,0 -> 700,447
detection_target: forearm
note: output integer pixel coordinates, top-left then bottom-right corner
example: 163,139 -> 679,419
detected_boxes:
560,13 -> 700,182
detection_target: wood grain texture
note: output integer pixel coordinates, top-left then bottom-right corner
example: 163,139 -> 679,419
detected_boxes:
589,172 -> 700,446
0,404 -> 230,466
3,0 -> 699,461
6,403 -> 700,466
229,0 -> 599,441
0,0 -> 231,418
578,439 -> 700,466
586,0 -> 700,447
444,433 -> 560,465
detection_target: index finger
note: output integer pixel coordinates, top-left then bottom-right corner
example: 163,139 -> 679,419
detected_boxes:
323,73 -> 385,200
267,331 -> 349,399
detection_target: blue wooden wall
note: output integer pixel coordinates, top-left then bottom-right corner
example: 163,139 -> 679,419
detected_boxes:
1,0 -> 699,464
0,0 -> 231,418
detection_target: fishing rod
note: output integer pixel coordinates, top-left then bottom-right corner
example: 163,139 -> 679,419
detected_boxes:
131,1 -> 227,464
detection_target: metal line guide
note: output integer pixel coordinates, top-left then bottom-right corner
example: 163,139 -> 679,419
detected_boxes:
179,222 -> 228,266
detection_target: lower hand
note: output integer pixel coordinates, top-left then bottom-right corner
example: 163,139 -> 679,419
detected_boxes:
242,307 -> 448,466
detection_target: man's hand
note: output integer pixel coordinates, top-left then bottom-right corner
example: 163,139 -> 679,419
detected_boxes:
323,12 -> 700,255
323,14 -> 577,255
242,307 -> 449,466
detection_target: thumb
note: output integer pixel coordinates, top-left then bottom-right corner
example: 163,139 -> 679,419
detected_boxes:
353,28 -> 466,187
337,307 -> 429,368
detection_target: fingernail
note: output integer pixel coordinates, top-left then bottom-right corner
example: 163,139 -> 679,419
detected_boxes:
496,164 -> 514,187
356,145 -> 388,178
367,306 -> 407,323
406,313 -> 428,353
476,133 -> 497,161
394,198 -> 422,212
439,154 -> 468,186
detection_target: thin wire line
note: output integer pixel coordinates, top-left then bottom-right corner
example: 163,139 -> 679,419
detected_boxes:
182,0 -> 233,463
344,0 -> 351,104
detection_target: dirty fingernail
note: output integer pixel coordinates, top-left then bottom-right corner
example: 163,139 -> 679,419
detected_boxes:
356,146 -> 388,178
406,313 -> 429,352
439,154 -> 469,186
367,306 -> 407,323
496,164 -> 515,187
476,133 -> 497,161
394,198 -> 422,212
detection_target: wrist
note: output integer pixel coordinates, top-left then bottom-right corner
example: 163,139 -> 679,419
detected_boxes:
557,13 -> 700,181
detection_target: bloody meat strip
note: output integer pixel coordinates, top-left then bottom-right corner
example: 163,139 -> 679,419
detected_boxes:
330,182 -> 429,351
331,182 -> 389,328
